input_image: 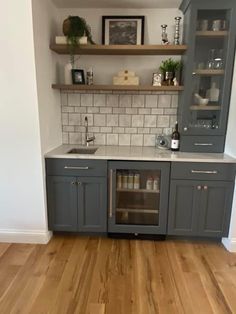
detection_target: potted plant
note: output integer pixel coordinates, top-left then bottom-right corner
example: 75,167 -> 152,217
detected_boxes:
159,58 -> 182,85
63,16 -> 95,68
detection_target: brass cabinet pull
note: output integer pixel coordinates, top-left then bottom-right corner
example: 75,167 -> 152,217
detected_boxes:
64,166 -> 89,170
109,169 -> 113,218
197,185 -> 202,190
191,170 -> 218,174
71,181 -> 76,185
203,185 -> 208,190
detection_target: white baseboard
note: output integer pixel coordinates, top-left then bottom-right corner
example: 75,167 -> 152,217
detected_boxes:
222,237 -> 236,252
0,229 -> 52,244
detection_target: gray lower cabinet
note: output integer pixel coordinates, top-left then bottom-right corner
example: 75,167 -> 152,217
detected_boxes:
168,179 -> 234,237
47,176 -> 78,232
46,159 -> 107,233
47,176 -> 107,232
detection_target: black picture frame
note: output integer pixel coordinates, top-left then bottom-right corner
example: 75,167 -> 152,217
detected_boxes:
71,69 -> 85,85
102,16 -> 145,45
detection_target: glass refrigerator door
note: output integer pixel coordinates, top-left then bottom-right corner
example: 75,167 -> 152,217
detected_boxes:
115,170 -> 161,226
187,9 -> 230,132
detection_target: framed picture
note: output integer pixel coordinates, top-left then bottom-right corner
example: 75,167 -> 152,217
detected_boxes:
152,73 -> 162,86
102,16 -> 145,45
71,69 -> 85,85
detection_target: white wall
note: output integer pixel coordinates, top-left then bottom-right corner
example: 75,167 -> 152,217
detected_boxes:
223,53 -> 236,252
0,0 -> 50,243
32,0 -> 62,155
55,8 -> 183,85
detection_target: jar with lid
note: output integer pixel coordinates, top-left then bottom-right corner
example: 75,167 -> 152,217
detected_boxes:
146,177 -> 153,190
153,177 -> 160,190
117,172 -> 123,189
128,173 -> 134,189
134,173 -> 140,189
122,172 -> 128,189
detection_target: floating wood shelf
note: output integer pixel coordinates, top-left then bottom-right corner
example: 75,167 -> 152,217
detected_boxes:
190,105 -> 221,111
50,44 -> 187,56
52,84 -> 184,92
194,69 -> 224,76
196,31 -> 228,37
117,188 -> 160,194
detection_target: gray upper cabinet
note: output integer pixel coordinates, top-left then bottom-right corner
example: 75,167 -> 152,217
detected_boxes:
179,0 -> 236,152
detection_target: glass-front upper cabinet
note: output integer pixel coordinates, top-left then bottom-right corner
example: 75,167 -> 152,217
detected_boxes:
179,0 -> 236,152
108,161 -> 170,235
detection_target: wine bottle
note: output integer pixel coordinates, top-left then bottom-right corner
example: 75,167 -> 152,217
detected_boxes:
171,122 -> 180,151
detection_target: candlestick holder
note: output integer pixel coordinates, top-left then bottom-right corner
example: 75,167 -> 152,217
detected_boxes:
161,24 -> 169,45
174,17 -> 182,45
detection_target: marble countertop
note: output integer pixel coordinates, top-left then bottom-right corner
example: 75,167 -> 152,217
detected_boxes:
45,145 -> 236,163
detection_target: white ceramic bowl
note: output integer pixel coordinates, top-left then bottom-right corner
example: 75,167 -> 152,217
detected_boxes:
198,98 -> 209,106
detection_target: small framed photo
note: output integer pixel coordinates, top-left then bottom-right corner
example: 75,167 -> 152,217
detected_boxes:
152,73 -> 162,86
102,16 -> 145,45
72,69 -> 85,85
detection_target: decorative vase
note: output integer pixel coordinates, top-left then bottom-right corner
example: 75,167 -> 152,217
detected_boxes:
165,71 -> 174,85
64,62 -> 73,84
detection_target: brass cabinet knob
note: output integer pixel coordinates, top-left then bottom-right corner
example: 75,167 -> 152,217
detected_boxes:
197,185 -> 202,190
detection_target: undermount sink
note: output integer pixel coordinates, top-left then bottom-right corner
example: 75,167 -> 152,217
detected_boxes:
67,147 -> 98,154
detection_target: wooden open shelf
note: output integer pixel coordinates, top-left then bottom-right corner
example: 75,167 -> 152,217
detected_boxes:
194,69 -> 225,76
196,31 -> 228,37
50,44 -> 187,56
190,105 -> 221,111
52,84 -> 184,92
117,188 -> 160,194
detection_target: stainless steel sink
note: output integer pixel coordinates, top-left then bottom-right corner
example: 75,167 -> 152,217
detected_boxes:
67,147 -> 98,154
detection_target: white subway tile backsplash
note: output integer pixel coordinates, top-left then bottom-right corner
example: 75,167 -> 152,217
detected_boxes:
132,95 -> 145,108
69,132 -> 81,144
143,134 -> 156,146
144,115 -> 157,127
61,91 -> 178,146
145,95 -> 158,108
69,113 -> 81,125
157,115 -> 170,127
107,134 -> 118,145
94,114 -> 106,126
131,134 -> 143,146
119,134 -> 131,146
125,127 -> 138,134
68,93 -> 80,106
94,94 -> 106,107
119,95 -> 132,107
119,115 -> 131,127
132,115 -> 144,127
81,94 -> 93,107
62,113 -> 68,125
158,95 -> 171,108
107,94 -> 119,107
107,114 -> 119,127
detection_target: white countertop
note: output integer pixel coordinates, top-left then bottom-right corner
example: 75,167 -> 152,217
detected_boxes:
45,145 -> 236,163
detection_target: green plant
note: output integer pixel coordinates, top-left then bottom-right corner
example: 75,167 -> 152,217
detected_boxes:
63,16 -> 95,67
159,58 -> 182,74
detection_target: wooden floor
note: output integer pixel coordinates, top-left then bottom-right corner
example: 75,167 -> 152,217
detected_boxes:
0,236 -> 235,314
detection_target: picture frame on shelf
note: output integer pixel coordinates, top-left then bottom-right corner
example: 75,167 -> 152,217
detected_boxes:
152,73 -> 162,86
102,16 -> 145,45
72,69 -> 85,85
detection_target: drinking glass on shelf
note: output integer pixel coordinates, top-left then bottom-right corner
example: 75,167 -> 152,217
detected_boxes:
197,19 -> 208,31
207,49 -> 216,69
214,49 -> 224,69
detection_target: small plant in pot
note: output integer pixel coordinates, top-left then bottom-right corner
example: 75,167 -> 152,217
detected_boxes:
159,58 -> 182,86
63,16 -> 95,68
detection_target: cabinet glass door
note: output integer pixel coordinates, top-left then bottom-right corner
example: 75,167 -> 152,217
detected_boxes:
115,169 -> 161,226
186,9 -> 231,133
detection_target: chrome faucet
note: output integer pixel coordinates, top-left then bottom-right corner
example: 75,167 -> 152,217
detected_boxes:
85,116 -> 95,146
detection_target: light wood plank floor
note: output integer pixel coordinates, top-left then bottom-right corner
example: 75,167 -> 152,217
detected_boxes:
0,236 -> 235,314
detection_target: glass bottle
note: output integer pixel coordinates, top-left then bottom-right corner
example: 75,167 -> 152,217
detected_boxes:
207,49 -> 216,69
